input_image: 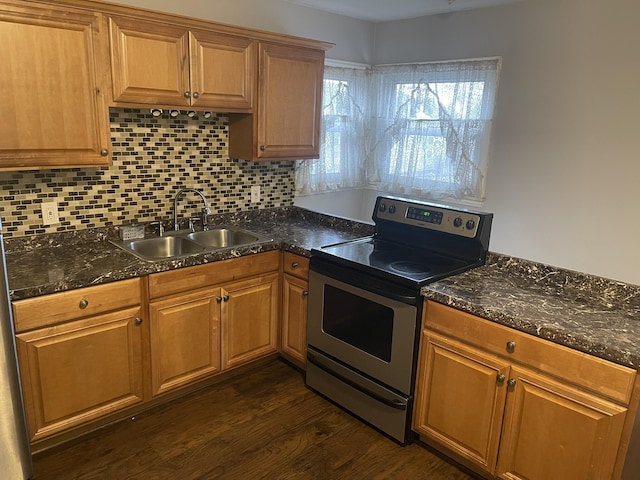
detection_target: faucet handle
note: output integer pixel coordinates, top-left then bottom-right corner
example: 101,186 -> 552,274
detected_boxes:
188,216 -> 201,232
150,221 -> 165,237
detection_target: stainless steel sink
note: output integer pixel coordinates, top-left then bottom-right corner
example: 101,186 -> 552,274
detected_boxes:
187,227 -> 260,248
118,236 -> 204,261
112,225 -> 271,261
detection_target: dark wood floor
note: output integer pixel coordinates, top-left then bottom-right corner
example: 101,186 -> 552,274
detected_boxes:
33,359 -> 476,479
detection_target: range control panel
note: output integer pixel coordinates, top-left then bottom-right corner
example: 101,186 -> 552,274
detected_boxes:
374,196 -> 485,238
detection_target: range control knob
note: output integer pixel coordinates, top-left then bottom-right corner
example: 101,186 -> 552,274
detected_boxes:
453,217 -> 463,228
388,205 -> 396,214
379,203 -> 387,212
466,219 -> 476,230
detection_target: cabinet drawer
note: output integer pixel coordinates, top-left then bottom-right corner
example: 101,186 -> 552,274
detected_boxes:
13,278 -> 142,332
425,301 -> 636,405
149,250 -> 280,299
282,252 -> 309,279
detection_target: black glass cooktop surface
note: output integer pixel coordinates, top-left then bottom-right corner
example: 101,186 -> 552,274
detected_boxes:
314,237 -> 473,286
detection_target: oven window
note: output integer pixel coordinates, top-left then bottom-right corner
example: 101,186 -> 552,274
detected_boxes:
322,285 -> 393,362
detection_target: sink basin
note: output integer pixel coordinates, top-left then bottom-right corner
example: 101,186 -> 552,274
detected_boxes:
187,227 -> 260,248
120,236 -> 203,261
112,225 -> 270,261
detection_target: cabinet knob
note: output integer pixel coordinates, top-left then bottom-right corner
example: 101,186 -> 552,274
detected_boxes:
192,91 -> 200,99
134,317 -> 143,326
260,145 -> 266,151
216,296 -> 223,303
291,262 -> 299,268
496,374 -> 506,385
223,295 -> 229,302
506,341 -> 516,353
79,299 -> 89,309
507,378 -> 517,389
100,149 -> 109,157
302,290 -> 309,297
184,91 -> 191,99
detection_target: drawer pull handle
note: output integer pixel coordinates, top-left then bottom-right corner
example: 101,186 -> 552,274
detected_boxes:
79,299 -> 89,309
497,374 -> 506,385
134,317 -> 143,326
506,341 -> 516,353
291,262 -> 299,268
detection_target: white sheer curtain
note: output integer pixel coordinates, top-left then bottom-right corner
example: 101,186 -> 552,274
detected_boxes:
372,59 -> 500,202
295,59 -> 500,202
295,66 -> 369,194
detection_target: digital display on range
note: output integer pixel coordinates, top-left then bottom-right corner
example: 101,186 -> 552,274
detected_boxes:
406,207 -> 443,224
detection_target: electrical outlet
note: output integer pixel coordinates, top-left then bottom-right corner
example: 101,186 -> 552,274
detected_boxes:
41,201 -> 60,225
251,185 -> 261,203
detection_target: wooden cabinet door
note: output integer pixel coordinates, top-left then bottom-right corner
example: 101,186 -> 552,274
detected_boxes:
0,1 -> 111,169
222,273 -> 279,370
413,332 -> 510,474
496,366 -> 628,480
189,30 -> 255,110
109,16 -> 190,105
149,289 -> 221,396
15,307 -> 144,442
281,273 -> 308,367
255,42 -> 324,160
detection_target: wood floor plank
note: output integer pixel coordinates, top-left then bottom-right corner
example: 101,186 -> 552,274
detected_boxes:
32,360 -> 477,479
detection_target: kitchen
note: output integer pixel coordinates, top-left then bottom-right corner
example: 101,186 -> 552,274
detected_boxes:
1,0 -> 639,479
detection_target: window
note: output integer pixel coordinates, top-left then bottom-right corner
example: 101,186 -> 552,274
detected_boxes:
373,60 -> 500,202
295,59 -> 500,203
295,66 -> 368,194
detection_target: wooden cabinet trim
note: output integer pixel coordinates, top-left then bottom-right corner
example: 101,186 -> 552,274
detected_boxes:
35,0 -> 334,51
149,289 -> 221,396
425,301 -> 636,405
16,306 -> 145,442
496,365 -> 628,480
414,331 -> 509,473
281,273 -> 308,367
108,16 -> 190,105
222,272 -> 279,370
0,0 -> 111,170
148,250 -> 280,299
13,278 -> 142,332
282,252 -> 309,279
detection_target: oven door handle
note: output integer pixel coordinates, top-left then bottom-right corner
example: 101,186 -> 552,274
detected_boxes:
307,352 -> 407,411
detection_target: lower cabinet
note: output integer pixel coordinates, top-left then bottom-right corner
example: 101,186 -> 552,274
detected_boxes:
15,304 -> 145,443
414,301 -> 636,480
149,291 -> 221,396
280,252 -> 310,368
222,273 -> 279,370
12,252 -> 281,446
147,251 -> 280,396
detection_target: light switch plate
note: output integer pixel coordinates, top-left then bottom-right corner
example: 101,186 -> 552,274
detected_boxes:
41,201 -> 60,225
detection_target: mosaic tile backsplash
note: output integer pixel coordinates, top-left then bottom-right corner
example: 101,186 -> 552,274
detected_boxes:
0,109 -> 296,238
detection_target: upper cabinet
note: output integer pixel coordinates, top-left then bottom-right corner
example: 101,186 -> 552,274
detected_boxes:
0,0 -> 111,170
229,43 -> 325,161
108,16 -> 255,111
0,0 -> 331,170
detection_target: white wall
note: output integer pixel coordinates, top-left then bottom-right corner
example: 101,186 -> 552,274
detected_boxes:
374,0 -> 640,284
106,0 -> 375,64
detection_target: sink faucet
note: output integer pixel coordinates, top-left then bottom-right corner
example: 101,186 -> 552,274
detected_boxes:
173,188 -> 211,231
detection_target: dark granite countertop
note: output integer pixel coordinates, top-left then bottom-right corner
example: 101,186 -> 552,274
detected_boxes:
5,207 -> 373,300
6,206 -> 640,371
423,254 -> 640,370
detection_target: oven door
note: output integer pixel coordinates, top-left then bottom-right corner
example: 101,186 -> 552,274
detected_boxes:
306,264 -> 420,396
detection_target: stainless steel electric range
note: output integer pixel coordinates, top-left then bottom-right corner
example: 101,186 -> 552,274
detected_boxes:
306,196 -> 493,444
